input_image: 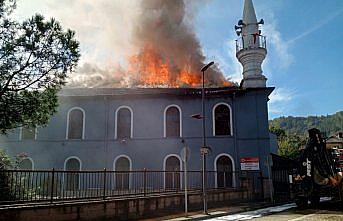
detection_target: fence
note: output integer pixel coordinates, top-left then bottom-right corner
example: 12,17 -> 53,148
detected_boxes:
270,154 -> 295,202
0,169 -> 263,205
235,35 -> 267,52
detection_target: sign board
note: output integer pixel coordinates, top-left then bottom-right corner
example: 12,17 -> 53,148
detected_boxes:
240,157 -> 260,171
200,147 -> 209,155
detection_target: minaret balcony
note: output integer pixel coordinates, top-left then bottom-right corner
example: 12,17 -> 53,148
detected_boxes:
235,35 -> 266,53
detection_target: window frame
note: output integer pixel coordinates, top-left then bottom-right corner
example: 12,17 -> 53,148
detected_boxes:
163,104 -> 182,138
163,154 -> 182,189
66,107 -> 86,140
20,127 -> 37,140
113,155 -> 132,189
212,102 -> 233,136
214,153 -> 236,188
63,156 -> 82,191
115,106 -> 133,139
18,157 -> 34,170
63,156 -> 82,171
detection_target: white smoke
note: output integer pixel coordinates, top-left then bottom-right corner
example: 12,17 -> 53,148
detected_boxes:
44,0 -> 140,66
15,0 -> 229,88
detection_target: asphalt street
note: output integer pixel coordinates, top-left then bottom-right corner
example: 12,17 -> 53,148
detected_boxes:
207,201 -> 343,221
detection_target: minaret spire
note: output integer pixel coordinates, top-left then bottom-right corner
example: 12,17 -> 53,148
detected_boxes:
235,0 -> 267,88
243,0 -> 257,24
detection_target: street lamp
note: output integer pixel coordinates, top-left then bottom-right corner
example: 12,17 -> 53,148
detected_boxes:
200,61 -> 214,214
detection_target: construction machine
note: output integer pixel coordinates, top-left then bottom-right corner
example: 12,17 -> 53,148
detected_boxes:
291,128 -> 343,208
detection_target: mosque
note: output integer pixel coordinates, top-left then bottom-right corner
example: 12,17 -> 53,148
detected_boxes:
1,0 -> 276,189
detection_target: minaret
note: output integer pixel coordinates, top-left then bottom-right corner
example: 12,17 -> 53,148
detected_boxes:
235,0 -> 267,88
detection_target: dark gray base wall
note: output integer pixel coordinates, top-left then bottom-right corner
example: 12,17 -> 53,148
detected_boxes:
0,189 -> 252,221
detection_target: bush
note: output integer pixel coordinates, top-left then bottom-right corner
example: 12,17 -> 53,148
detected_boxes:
0,149 -> 34,202
0,149 -> 15,201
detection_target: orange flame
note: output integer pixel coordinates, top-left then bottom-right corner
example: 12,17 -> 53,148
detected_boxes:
128,47 -> 171,86
127,45 -> 231,87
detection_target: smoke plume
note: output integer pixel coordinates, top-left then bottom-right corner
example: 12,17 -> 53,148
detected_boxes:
40,0 -> 230,88
127,0 -> 229,87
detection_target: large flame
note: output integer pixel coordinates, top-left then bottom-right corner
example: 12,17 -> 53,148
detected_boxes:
66,0 -> 234,88
127,45 -> 231,87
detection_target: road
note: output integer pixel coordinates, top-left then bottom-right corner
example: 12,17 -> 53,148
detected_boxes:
207,201 -> 343,221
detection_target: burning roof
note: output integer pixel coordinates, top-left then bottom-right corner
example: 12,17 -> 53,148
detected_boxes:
67,0 -> 233,88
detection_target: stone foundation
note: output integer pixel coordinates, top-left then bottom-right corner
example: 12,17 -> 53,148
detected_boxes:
0,189 -> 249,221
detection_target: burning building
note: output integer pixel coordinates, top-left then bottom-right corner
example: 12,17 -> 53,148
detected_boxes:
1,0 -> 275,188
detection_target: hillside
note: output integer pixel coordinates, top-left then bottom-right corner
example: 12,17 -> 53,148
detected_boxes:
269,111 -> 343,136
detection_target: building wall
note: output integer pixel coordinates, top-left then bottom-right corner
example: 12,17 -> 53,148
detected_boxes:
0,88 -> 272,175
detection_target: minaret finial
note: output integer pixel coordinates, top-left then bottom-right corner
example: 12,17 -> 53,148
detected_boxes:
243,0 -> 257,25
235,0 -> 267,88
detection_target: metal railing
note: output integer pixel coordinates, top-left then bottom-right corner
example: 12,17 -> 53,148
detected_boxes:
0,169 -> 263,204
236,35 -> 267,53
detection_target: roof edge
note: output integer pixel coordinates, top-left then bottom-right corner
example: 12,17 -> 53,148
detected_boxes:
58,86 -> 275,97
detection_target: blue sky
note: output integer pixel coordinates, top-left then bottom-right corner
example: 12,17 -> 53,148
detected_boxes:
195,0 -> 343,119
14,0 -> 343,119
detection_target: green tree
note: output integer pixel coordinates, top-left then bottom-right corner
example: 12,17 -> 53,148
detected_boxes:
269,125 -> 286,140
0,149 -> 31,201
0,0 -> 80,133
0,149 -> 15,200
269,111 -> 343,137
278,134 -> 306,159
270,125 -> 306,159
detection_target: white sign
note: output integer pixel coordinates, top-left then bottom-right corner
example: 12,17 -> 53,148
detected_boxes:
240,157 -> 260,171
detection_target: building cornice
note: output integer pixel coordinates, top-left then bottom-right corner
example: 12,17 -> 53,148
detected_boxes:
58,86 -> 275,98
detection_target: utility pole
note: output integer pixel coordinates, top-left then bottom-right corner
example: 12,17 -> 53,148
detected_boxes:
200,61 -> 214,214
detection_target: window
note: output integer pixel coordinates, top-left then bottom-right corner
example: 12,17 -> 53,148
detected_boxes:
216,155 -> 233,188
18,158 -> 34,170
64,157 -> 81,190
116,107 -> 132,139
114,156 -> 131,189
164,105 -> 181,137
213,103 -> 232,136
164,155 -> 181,190
67,108 -> 84,139
21,127 -> 36,140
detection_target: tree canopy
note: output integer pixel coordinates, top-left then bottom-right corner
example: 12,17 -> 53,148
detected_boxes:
269,125 -> 306,159
0,0 -> 80,133
269,111 -> 343,137
270,111 -> 343,159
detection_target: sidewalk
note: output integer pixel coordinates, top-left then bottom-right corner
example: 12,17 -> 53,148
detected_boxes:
142,201 -> 283,221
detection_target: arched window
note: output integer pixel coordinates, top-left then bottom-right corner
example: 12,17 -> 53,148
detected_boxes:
215,155 -> 234,188
164,155 -> 181,190
67,108 -> 85,139
64,157 -> 81,190
213,103 -> 232,136
164,105 -> 181,137
21,127 -> 36,140
18,158 -> 34,170
115,107 -> 133,139
114,156 -> 131,189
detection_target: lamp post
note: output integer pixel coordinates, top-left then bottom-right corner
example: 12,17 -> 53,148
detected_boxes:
200,61 -> 214,214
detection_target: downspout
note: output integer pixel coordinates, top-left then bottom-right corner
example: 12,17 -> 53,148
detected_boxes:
104,96 -> 109,169
255,93 -> 262,169
233,92 -> 239,173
